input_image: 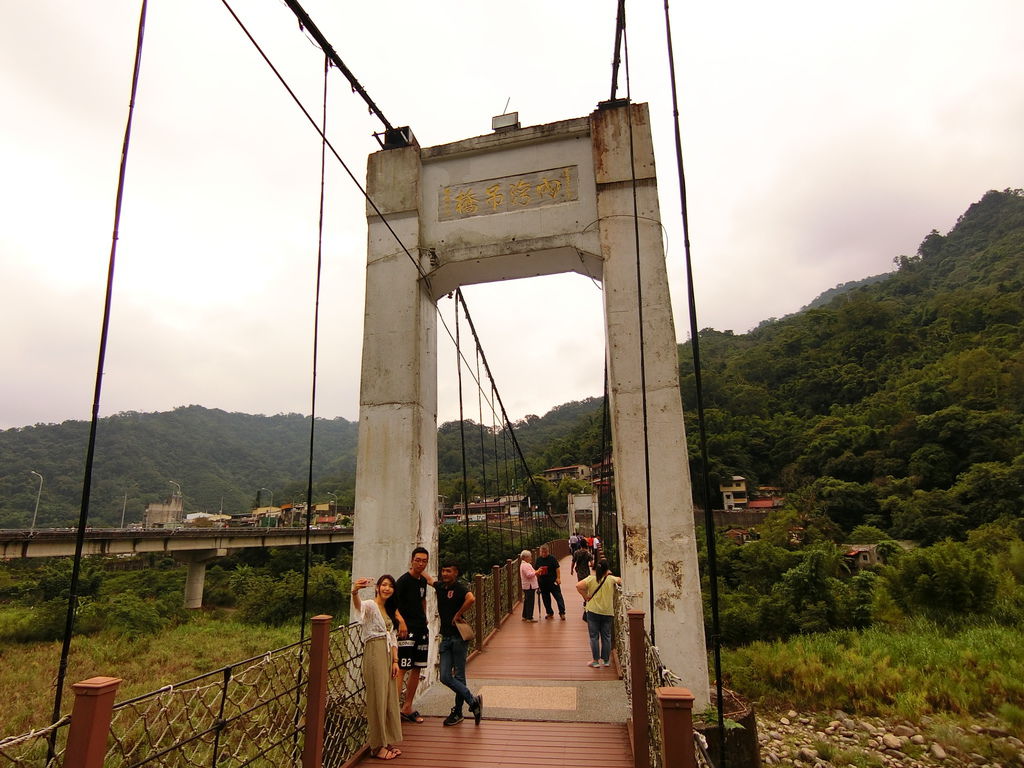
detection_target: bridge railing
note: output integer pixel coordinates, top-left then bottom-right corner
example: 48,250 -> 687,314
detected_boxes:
614,585 -> 701,768
2,538 -> 566,767
0,713 -> 69,767
0,618 -> 366,768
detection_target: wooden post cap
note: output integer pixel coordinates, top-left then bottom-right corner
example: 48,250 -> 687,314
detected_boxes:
657,687 -> 695,709
71,677 -> 122,696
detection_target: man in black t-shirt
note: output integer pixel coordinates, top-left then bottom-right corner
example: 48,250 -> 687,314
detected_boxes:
394,547 -> 430,723
535,544 -> 566,619
433,560 -> 483,727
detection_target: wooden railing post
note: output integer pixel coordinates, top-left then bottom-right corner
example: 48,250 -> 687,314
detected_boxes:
63,676 -> 122,768
627,610 -> 649,768
491,565 -> 502,629
658,687 -> 696,768
506,558 -> 515,614
474,574 -> 485,645
302,615 -> 332,768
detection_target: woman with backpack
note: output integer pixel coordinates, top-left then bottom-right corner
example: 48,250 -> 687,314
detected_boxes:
576,559 -> 620,668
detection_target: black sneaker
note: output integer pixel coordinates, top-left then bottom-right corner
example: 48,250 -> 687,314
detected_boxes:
471,694 -> 483,725
443,708 -> 464,727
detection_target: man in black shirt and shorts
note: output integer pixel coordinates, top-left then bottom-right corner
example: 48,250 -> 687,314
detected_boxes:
394,546 -> 430,723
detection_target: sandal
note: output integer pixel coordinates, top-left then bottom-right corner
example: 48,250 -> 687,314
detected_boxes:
373,747 -> 399,760
400,711 -> 424,723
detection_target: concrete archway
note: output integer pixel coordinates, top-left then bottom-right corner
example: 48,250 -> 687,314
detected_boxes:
352,102 -> 708,706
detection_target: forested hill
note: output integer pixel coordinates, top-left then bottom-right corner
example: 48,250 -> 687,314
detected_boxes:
0,397 -> 604,529
0,408 -> 360,529
680,188 -> 1024,541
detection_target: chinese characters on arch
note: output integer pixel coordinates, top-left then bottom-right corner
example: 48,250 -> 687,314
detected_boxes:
439,166 -> 579,222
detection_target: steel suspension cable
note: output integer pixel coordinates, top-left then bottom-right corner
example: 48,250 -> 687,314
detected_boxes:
218,0 -> 431,291
299,53 -> 330,643
663,0 -> 727,749
609,0 -> 626,101
454,291 -> 548,532
279,0 -> 401,140
490,386 -> 505,557
475,349 -> 492,564
454,293 -> 472,571
598,360 -> 611,552
620,9 -> 659,643
49,0 -> 149,752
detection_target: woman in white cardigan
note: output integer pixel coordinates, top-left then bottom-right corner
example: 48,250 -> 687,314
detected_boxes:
352,575 -> 403,760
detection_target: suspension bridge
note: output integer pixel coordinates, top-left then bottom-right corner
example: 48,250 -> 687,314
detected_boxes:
1,0 -> 741,766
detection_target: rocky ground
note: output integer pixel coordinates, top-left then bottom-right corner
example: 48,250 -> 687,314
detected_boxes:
757,710 -> 1024,768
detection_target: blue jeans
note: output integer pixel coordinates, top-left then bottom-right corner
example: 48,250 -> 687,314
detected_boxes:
438,635 -> 475,714
586,612 -> 613,662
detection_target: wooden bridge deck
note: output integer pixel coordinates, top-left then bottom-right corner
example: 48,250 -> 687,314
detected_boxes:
352,556 -> 634,767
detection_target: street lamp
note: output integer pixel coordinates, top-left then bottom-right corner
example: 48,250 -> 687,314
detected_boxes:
30,471 -> 43,530
327,491 -> 338,510
169,481 -> 183,524
259,487 -> 273,507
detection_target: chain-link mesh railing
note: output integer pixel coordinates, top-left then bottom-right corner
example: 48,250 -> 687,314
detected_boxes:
613,582 -> 701,768
103,637 -> 311,767
0,717 -> 68,768
323,622 -> 367,768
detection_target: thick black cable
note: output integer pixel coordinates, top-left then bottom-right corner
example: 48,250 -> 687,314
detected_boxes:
663,0 -> 726,748
49,0 -> 148,749
621,11 -> 659,644
455,292 -> 472,572
279,0 -> 399,137
475,349 -> 492,564
299,53 -> 329,644
218,0 -> 431,292
598,361 -> 610,548
454,291 -> 550,532
609,0 -> 626,101
490,387 -> 505,558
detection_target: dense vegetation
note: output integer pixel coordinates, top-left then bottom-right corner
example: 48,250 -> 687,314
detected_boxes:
680,189 -> 1024,541
1,189 -> 1022,730
0,399 -> 602,528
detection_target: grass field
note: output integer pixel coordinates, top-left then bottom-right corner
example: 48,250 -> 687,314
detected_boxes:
722,617 -> 1024,726
0,613 -> 300,737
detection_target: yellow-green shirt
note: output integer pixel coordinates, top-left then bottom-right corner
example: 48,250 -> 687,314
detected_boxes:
580,574 -> 619,616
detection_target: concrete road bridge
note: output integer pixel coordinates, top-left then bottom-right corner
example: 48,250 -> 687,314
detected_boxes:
0,527 -> 353,607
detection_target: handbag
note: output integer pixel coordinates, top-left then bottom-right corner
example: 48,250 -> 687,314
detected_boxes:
581,575 -> 609,622
454,617 -> 475,642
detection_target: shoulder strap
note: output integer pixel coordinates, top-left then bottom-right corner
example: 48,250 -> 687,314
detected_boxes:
588,575 -> 609,599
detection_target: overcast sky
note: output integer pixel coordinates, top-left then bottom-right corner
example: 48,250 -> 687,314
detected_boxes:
2,1 -> 1021,431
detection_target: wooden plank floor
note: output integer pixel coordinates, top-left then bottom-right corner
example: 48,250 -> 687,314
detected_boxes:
468,559 -> 619,681
361,718 -> 634,767
353,556 -> 633,767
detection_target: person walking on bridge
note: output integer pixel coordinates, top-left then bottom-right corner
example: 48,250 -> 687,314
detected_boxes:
577,560 -> 621,668
352,575 -> 403,760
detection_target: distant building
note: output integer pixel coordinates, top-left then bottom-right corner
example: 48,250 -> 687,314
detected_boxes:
720,476 -> 747,510
143,493 -> 184,528
842,544 -> 881,570
542,464 -> 591,484
444,495 -> 526,524
567,492 -> 599,535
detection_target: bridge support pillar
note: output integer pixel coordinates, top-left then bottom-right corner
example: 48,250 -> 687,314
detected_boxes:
173,549 -> 226,609
353,141 -> 438,604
